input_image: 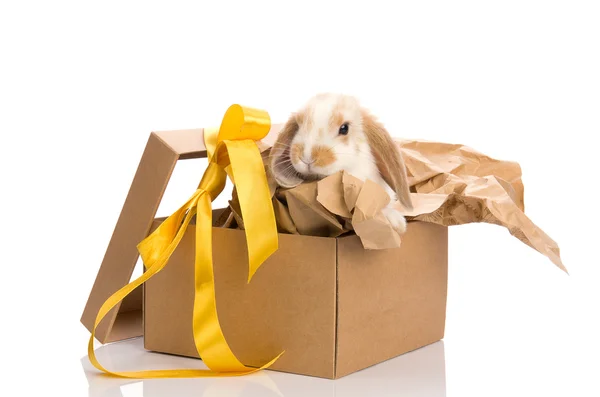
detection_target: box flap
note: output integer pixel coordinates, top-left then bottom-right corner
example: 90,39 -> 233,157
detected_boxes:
80,124 -> 283,343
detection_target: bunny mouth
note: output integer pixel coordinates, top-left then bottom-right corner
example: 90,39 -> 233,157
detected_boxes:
291,161 -> 327,182
298,170 -> 327,182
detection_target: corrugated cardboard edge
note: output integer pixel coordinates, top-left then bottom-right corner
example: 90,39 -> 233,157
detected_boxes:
80,125 -> 283,343
333,239 -> 340,378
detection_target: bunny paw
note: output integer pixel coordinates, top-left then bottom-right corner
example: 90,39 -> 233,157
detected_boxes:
382,207 -> 407,234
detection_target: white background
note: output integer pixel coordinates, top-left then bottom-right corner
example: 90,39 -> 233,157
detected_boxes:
1,1 -> 599,396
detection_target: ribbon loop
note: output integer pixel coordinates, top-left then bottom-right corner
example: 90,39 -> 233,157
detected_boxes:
88,104 -> 282,378
206,104 -> 271,161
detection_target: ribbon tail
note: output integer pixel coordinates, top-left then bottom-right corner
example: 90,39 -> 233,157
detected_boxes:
192,192 -> 249,371
89,192 -> 202,377
224,140 -> 278,281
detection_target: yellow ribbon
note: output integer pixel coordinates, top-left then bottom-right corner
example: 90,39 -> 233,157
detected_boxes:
88,105 -> 282,378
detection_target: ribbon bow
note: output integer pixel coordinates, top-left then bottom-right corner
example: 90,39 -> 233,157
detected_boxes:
88,105 -> 282,378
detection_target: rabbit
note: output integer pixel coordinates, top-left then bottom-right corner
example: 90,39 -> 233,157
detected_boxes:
270,93 -> 413,234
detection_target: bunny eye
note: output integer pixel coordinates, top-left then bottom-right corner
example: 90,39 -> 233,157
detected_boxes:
338,123 -> 349,135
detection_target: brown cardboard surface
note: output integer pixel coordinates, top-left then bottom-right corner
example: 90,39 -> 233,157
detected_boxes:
144,218 -> 448,379
335,222 -> 448,378
145,223 -> 338,379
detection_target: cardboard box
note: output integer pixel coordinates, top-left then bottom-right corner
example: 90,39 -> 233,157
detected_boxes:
144,216 -> 447,379
80,126 -> 448,379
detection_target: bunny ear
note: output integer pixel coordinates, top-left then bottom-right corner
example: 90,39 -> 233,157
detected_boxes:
362,110 -> 413,210
269,114 -> 304,188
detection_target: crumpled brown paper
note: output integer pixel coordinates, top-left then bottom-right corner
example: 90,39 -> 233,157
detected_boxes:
225,140 -> 565,273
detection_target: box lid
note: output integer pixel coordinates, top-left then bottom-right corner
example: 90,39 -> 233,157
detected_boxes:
81,125 -> 282,343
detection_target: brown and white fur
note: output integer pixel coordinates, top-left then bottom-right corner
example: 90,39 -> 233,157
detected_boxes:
270,93 -> 413,233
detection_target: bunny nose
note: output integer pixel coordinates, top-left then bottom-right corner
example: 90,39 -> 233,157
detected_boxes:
299,157 -> 315,165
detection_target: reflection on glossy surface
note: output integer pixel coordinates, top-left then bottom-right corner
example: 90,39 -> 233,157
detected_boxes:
81,338 -> 446,397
